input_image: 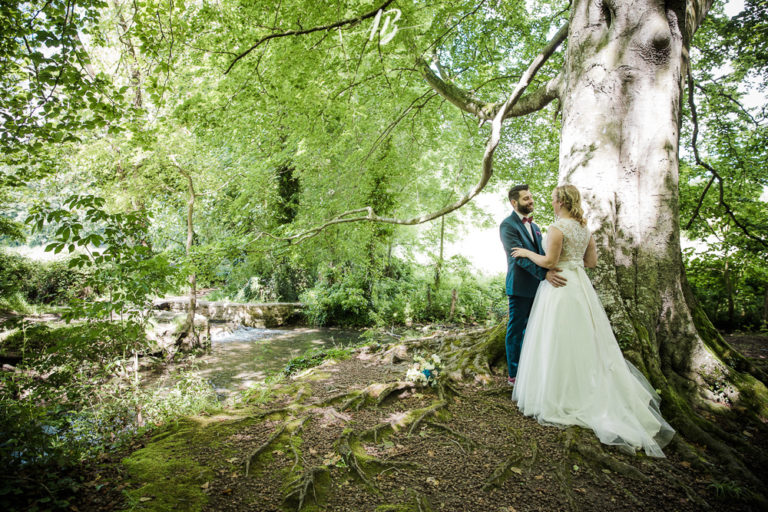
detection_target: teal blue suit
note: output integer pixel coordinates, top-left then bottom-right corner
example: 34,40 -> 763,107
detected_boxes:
499,212 -> 547,378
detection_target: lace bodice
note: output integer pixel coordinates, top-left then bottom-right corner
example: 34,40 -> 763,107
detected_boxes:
550,218 -> 590,265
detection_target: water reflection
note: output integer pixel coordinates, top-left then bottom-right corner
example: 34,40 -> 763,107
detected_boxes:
197,326 -> 363,397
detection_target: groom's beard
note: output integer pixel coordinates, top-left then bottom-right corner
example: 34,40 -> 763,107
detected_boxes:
518,204 -> 533,215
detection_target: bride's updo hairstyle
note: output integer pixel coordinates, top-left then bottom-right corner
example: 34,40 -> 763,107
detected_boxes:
555,184 -> 587,226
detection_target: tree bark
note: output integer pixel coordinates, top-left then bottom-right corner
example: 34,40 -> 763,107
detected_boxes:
557,0 -> 768,471
560,0 -> 701,380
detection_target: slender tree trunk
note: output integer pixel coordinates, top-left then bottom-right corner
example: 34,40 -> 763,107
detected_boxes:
185,175 -> 197,343
723,259 -> 735,330
762,287 -> 768,327
434,215 -> 445,289
113,0 -> 143,108
174,166 -> 204,351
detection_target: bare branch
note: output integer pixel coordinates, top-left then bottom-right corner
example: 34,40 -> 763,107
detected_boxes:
685,68 -> 767,247
684,175 -> 715,230
417,22 -> 568,120
225,0 -> 396,74
694,82 -> 761,127
253,23 -> 569,245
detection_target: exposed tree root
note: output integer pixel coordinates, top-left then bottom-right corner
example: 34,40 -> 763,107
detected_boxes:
482,454 -> 524,490
600,471 -> 642,508
376,492 -> 435,512
282,466 -> 330,512
655,466 -> 712,510
253,406 -> 293,420
404,325 -> 503,384
424,421 -> 477,452
407,400 -> 447,435
478,386 -> 514,397
245,423 -> 287,476
435,379 -> 462,400
526,438 -> 539,468
373,382 -> 412,406
571,438 -> 649,481
335,430 -> 383,491
661,378 -> 766,491
361,421 -> 396,444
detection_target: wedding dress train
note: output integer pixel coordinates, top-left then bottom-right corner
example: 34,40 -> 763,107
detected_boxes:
512,219 -> 675,457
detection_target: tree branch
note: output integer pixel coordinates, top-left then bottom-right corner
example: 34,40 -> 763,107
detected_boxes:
252,23 -> 568,245
423,0 -> 488,54
685,68 -> 767,247
225,0 -> 396,74
694,81 -> 760,127
684,175 -> 715,230
417,22 -> 568,121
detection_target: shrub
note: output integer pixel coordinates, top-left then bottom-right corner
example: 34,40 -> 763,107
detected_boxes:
0,249 -> 33,298
301,282 -> 371,326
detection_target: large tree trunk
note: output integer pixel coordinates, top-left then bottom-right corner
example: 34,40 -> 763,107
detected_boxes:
558,0 -> 767,471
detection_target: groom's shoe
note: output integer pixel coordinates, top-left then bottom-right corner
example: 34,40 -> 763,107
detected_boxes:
507,377 -> 516,386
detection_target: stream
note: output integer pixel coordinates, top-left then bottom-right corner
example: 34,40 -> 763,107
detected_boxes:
189,326 -> 367,398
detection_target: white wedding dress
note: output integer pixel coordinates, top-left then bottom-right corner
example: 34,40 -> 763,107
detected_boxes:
512,218 -> 675,457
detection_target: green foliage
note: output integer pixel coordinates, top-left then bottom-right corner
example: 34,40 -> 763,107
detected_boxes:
300,256 -> 504,327
679,2 -> 768,331
0,214 -> 24,242
25,259 -> 92,305
28,194 -> 180,323
709,479 -> 747,501
301,277 -> 372,327
0,250 -> 91,311
0,0 -> 122,175
211,250 -> 313,303
0,249 -> 31,298
684,248 -> 767,331
0,320 -> 219,511
282,345 -> 359,376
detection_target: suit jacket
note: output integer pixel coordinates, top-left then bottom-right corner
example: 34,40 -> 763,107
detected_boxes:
499,212 -> 547,297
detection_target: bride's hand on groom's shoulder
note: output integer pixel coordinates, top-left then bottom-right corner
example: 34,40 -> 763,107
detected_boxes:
511,247 -> 530,258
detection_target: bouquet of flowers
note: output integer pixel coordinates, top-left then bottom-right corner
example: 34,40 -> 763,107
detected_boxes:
405,354 -> 442,387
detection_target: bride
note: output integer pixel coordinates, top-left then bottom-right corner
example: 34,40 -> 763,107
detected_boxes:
510,184 -> 675,457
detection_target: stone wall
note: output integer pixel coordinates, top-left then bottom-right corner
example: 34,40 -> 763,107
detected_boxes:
152,298 -> 304,328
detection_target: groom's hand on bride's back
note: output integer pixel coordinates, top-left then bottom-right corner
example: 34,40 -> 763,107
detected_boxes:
545,268 -> 567,287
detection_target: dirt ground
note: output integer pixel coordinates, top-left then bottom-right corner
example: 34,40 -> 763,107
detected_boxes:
725,333 -> 768,374
65,332 -> 768,512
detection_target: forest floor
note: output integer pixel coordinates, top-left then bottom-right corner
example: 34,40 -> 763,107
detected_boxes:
69,331 -> 768,512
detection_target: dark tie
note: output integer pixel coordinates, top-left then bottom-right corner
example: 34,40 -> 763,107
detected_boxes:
522,216 -> 533,224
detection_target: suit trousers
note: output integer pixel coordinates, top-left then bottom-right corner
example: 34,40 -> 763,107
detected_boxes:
506,294 -> 535,378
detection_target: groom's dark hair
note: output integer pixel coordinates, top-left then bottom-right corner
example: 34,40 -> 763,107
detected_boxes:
508,184 -> 529,203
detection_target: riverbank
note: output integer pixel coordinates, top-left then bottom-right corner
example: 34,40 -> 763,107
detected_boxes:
66,329 -> 768,512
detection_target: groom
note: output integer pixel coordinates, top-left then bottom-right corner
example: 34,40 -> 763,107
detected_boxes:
500,184 -> 565,385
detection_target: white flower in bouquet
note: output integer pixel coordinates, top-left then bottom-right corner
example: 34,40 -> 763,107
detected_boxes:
404,353 -> 442,387
406,367 -> 423,382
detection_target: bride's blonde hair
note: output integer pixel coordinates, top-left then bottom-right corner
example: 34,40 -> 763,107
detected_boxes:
555,184 -> 587,226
